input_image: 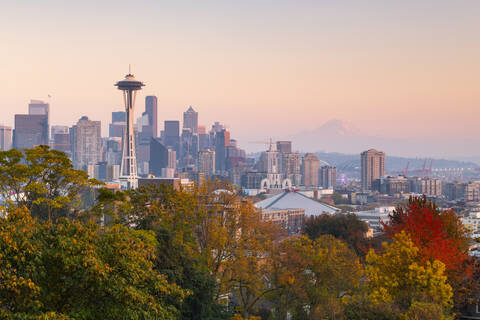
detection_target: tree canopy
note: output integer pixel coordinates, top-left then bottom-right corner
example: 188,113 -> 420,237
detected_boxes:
0,207 -> 187,319
304,213 -> 369,255
382,197 -> 477,312
0,146 -> 100,221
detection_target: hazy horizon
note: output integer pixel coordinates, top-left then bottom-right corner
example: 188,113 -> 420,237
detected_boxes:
2,1 -> 479,158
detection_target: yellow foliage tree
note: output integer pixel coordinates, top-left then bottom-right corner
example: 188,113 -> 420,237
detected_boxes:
194,180 -> 281,317
365,232 -> 453,314
271,235 -> 362,320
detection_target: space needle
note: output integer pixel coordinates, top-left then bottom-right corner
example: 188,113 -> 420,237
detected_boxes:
115,68 -> 145,189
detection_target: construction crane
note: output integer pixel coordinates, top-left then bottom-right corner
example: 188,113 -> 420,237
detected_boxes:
248,139 -> 275,150
400,161 -> 410,176
427,159 -> 434,177
409,158 -> 434,177
422,158 -> 427,176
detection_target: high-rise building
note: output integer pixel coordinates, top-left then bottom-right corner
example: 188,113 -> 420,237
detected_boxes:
280,152 -> 301,186
28,99 -> 49,116
179,128 -> 198,167
361,149 -> 386,191
149,138 -> 176,178
51,125 -> 71,157
319,166 -> 337,189
215,129 -> 230,173
197,149 -> 215,178
410,177 -> 442,197
164,120 -> 180,153
276,141 -> 292,154
302,153 -> 320,187
197,125 -> 209,151
13,114 -> 48,149
0,126 -> 12,151
112,111 -> 126,123
145,96 -> 158,138
137,97 -> 157,145
209,122 -> 224,148
183,106 -> 198,134
136,111 -> 152,175
109,111 -> 126,138
115,72 -> 145,189
109,123 -> 125,138
71,116 -> 102,170
103,137 -> 122,165
226,140 -> 246,170
28,100 -> 49,140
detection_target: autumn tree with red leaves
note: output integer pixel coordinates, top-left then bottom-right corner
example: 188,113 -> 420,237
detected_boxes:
382,196 -> 478,312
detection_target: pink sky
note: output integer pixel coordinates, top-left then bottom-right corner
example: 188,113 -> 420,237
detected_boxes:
1,1 -> 479,156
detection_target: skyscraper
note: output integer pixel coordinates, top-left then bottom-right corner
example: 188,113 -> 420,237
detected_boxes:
28,99 -> 49,116
51,125 -> 71,157
145,96 -> 158,138
164,120 -> 180,153
109,111 -> 126,138
112,111 -> 126,123
0,126 -> 12,151
198,125 -> 210,151
71,116 -> 102,170
28,100 -> 50,140
136,111 -> 152,175
13,114 -> 48,149
149,138 -> 176,178
115,72 -> 145,189
302,153 -> 320,187
276,141 -> 292,154
183,106 -> 198,134
361,149 -> 386,191
104,137 -> 122,166
180,128 -> 198,167
197,149 -> 215,178
215,129 -> 230,173
319,165 -> 337,189
281,152 -> 301,186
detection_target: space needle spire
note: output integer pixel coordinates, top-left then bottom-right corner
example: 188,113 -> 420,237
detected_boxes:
115,68 -> 145,189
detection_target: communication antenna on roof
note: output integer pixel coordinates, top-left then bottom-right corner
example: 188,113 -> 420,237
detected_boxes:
129,64 -> 131,74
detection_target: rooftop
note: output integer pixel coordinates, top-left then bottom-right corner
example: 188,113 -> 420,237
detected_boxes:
255,190 -> 339,216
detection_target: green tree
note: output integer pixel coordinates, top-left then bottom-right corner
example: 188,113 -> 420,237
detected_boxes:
95,181 -> 234,319
331,192 -> 350,205
0,207 -> 187,319
304,213 -> 369,256
152,227 -> 231,320
0,146 -> 100,221
97,180 -> 282,319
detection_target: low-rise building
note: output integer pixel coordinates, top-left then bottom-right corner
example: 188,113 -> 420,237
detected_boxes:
461,211 -> 480,235
255,190 -> 339,217
261,208 -> 305,235
354,206 -> 395,233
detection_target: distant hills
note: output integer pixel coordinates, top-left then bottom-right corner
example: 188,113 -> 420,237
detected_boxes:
313,151 -> 478,173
